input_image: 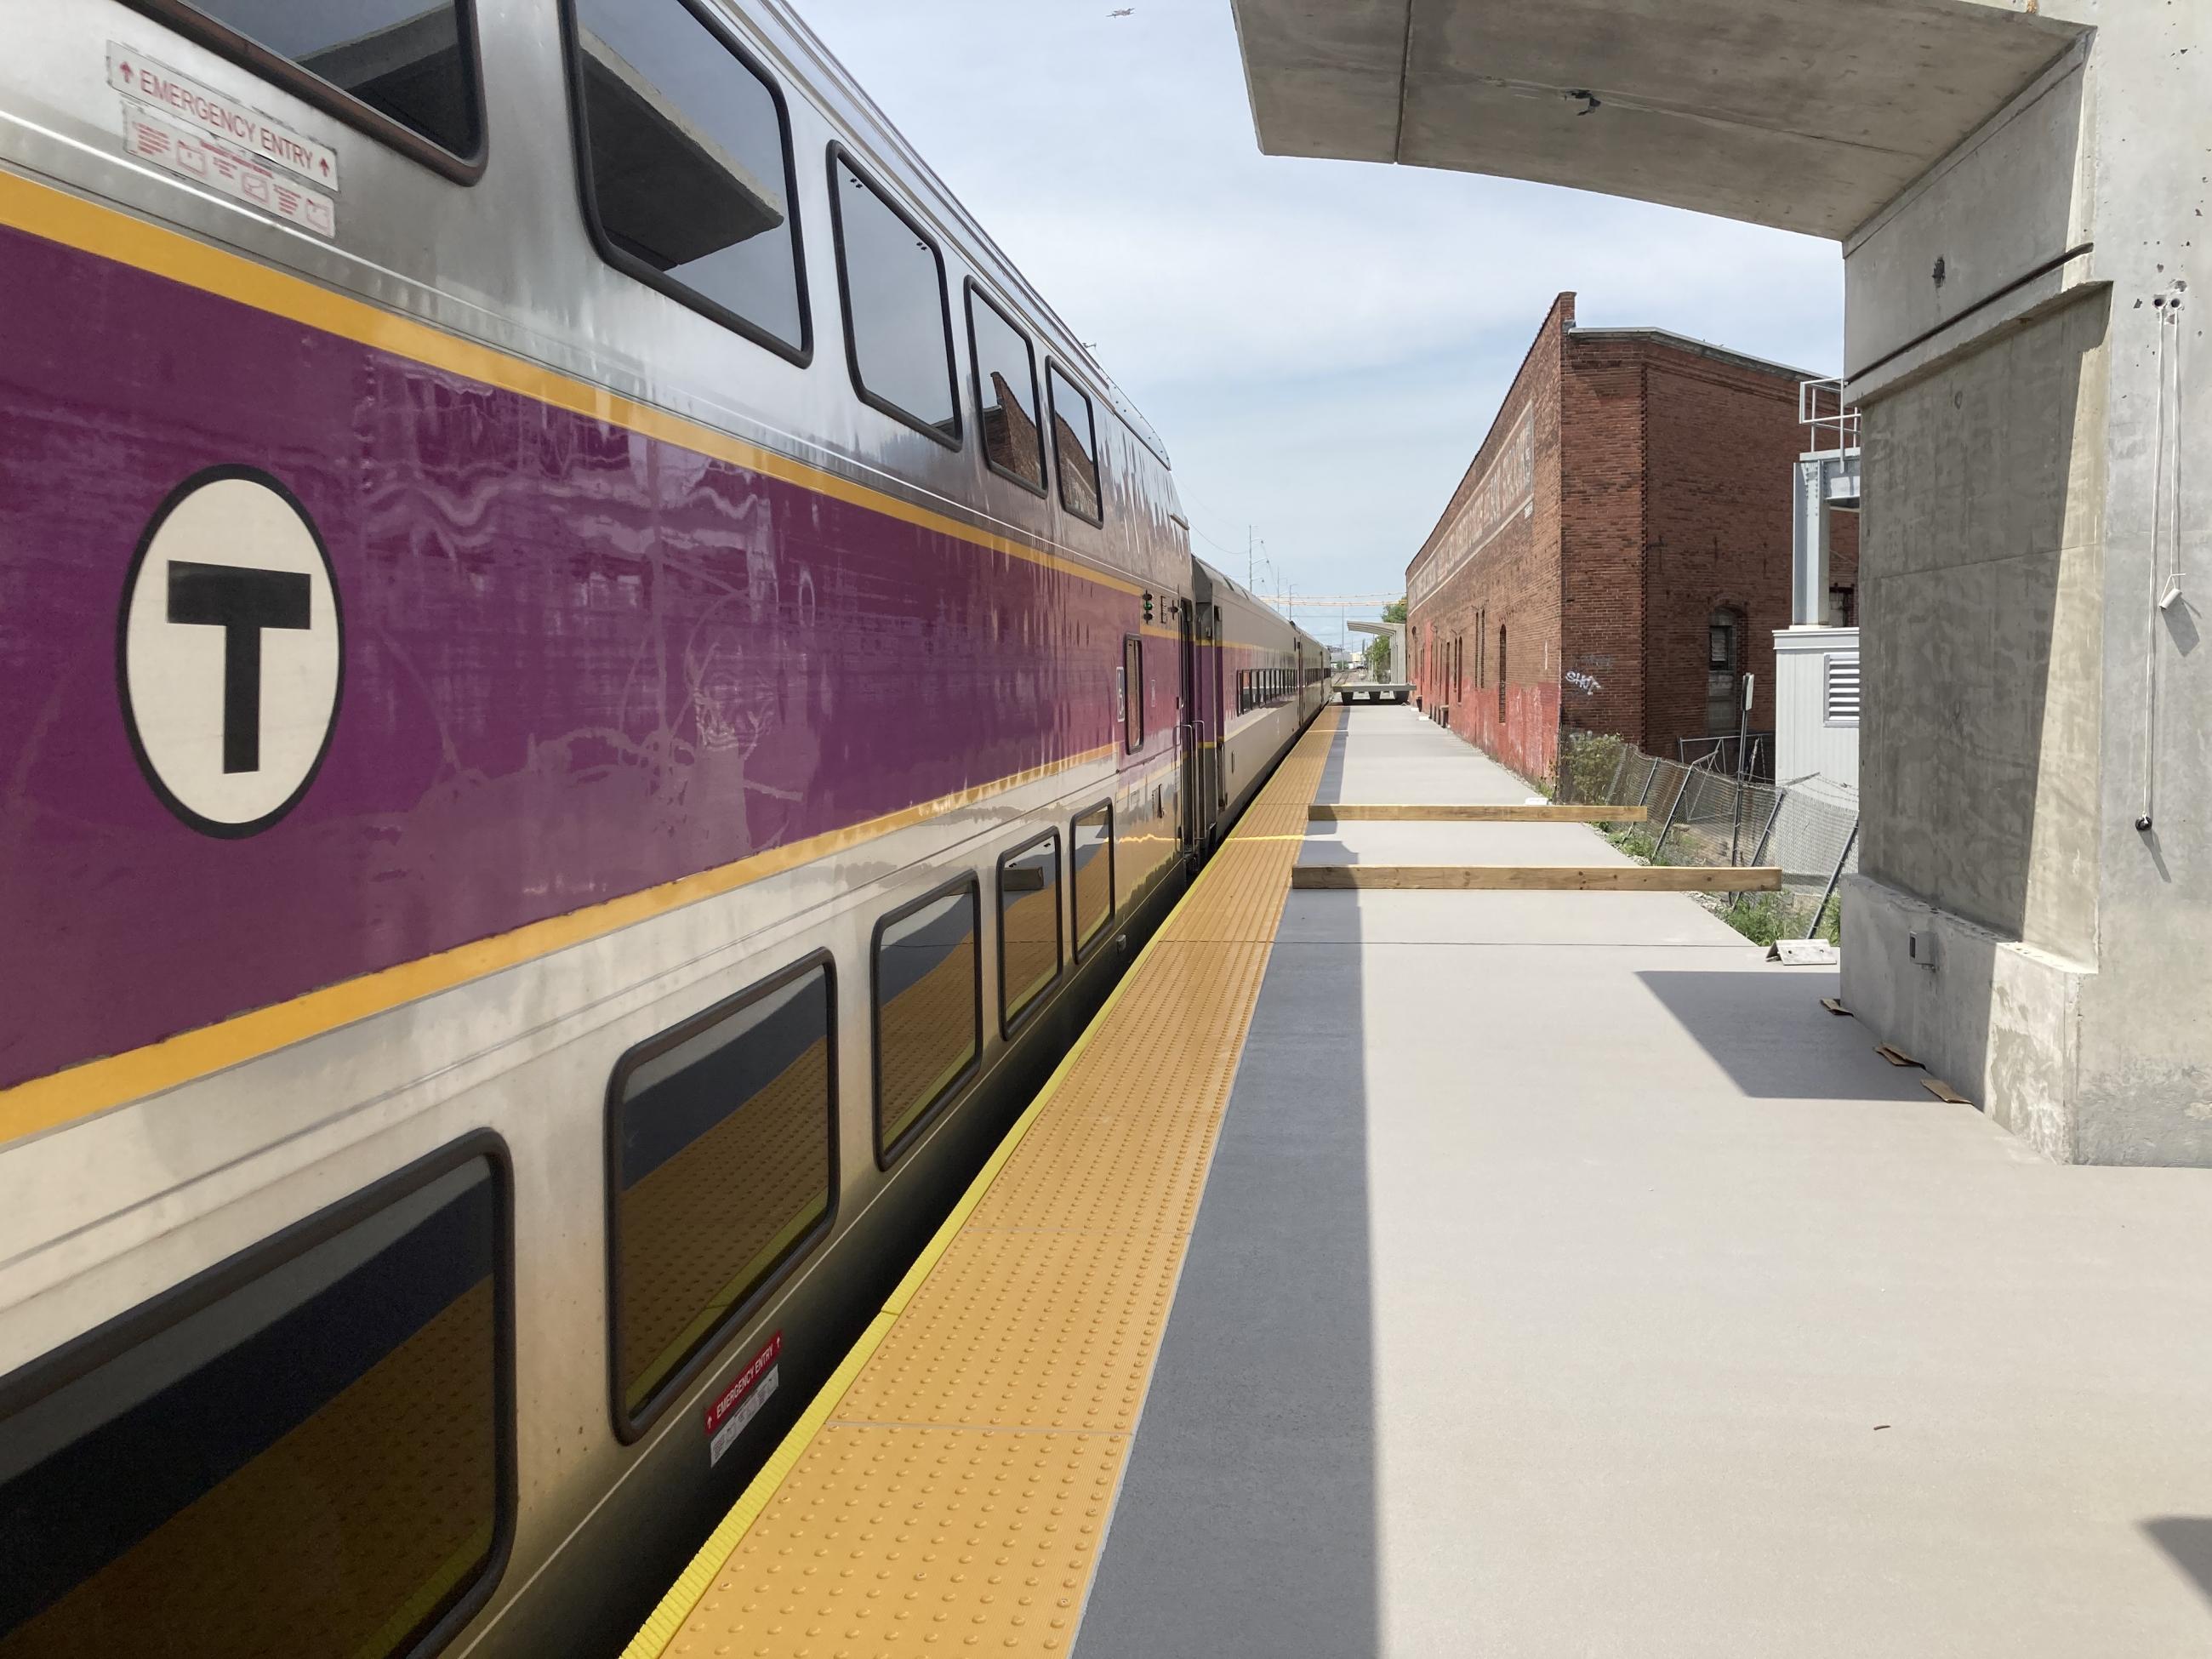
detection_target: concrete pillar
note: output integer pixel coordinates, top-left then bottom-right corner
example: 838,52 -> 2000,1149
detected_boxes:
1839,10 -> 2212,1165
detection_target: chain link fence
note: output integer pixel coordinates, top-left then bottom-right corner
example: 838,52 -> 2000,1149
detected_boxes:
1554,731 -> 1857,940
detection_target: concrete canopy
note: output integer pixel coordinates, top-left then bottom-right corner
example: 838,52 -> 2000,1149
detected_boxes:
1229,0 -> 2089,238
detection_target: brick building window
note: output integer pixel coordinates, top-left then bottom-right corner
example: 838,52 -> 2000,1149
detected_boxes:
1706,607 -> 1742,735
1497,624 -> 1508,723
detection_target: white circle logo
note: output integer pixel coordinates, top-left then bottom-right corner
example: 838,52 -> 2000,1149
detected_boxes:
120,471 -> 343,836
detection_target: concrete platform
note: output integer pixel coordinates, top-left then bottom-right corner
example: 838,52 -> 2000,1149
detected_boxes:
1077,705 -> 2212,1657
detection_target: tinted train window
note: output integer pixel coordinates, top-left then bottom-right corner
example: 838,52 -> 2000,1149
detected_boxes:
1048,364 -> 1103,523
873,881 -> 981,1162
608,959 -> 834,1434
998,833 -> 1062,1033
0,1143 -> 508,1658
832,153 -> 959,443
968,287 -> 1045,492
1072,802 -> 1114,957
1123,636 -> 1144,752
570,0 -> 807,357
147,0 -> 482,162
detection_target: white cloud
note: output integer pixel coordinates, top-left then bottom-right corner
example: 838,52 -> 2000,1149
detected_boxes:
800,0 -> 1843,618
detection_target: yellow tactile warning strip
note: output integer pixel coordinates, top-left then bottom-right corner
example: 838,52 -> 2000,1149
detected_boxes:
623,708 -> 1341,1659
1308,802 -> 1650,823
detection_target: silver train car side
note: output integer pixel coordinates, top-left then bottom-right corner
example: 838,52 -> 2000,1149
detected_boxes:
0,2 -> 1325,1655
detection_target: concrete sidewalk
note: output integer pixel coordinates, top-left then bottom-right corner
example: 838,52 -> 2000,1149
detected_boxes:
1079,704 -> 2212,1658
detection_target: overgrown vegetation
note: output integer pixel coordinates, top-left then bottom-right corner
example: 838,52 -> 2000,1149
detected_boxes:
1603,825 -> 1659,864
1713,892 -> 1793,947
1554,730 -> 1627,805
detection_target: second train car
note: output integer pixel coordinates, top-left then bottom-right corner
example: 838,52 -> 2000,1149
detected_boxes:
0,2 -> 1325,1656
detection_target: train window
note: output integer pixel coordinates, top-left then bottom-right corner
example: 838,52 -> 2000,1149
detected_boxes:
831,151 -> 960,446
607,956 -> 835,1436
998,832 -> 1062,1034
1124,636 -> 1144,752
568,0 -> 809,362
127,0 -> 483,173
0,1138 -> 510,1657
873,880 -> 982,1165
967,285 -> 1045,493
1071,801 -> 1114,958
1047,364 -> 1103,524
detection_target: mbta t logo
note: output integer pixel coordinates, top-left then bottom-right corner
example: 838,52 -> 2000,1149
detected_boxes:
120,469 -> 344,836
164,560 -> 312,773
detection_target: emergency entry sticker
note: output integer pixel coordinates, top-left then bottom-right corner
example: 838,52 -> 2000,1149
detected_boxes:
705,1333 -> 782,1467
109,44 -> 338,238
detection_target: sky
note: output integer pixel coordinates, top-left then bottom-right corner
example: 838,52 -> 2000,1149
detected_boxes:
801,0 -> 1844,647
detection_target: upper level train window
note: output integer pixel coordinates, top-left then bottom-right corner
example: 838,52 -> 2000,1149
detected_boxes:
1048,364 -> 1103,524
607,957 -> 835,1436
0,1138 -> 510,1656
998,832 -> 1062,1034
831,151 -> 960,446
568,0 -> 808,360
128,0 -> 483,171
968,286 -> 1045,493
873,880 -> 982,1165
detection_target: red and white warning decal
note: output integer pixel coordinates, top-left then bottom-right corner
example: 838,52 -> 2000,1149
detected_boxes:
704,1333 -> 782,1468
110,44 -> 339,191
111,45 -> 338,239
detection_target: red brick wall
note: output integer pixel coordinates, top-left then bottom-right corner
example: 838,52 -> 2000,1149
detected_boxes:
1407,294 -> 1568,784
1638,351 -> 1803,755
1407,299 -> 1816,781
1557,339 -> 1649,745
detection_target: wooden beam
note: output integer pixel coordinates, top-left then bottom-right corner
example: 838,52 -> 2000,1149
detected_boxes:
1290,864 -> 1782,892
1307,803 -> 1650,824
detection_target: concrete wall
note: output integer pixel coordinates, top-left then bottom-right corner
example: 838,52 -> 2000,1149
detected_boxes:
1841,9 -> 2212,1165
1858,290 -> 2107,962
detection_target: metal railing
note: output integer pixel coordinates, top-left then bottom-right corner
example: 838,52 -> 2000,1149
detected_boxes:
1675,731 -> 1774,782
1799,376 -> 1861,455
1555,731 -> 1859,939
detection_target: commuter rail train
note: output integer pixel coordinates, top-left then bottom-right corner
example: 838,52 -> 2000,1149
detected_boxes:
0,3 -> 1325,1655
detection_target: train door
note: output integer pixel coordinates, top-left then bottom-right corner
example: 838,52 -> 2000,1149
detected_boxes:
1177,596 -> 1204,857
1210,605 -> 1226,828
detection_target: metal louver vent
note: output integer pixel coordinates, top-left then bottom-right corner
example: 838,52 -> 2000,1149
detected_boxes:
1824,653 -> 1861,725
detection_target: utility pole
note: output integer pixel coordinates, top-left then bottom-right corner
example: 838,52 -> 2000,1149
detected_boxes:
1246,527 -> 1253,590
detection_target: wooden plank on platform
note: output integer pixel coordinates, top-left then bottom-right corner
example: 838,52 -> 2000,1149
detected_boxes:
1307,803 -> 1650,824
1290,864 -> 1782,892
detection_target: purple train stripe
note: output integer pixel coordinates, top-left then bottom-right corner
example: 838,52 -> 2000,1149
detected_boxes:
0,176 -> 1160,1122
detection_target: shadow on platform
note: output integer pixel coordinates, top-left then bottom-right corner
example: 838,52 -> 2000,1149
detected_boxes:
1634,967 -> 1931,1102
2145,1519 -> 2212,1612
1078,721 -> 1381,1656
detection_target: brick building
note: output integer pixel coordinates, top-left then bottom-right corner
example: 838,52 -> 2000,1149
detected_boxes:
1406,294 -> 1858,782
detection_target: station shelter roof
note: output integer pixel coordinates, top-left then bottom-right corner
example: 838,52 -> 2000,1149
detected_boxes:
1228,0 -> 2089,238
